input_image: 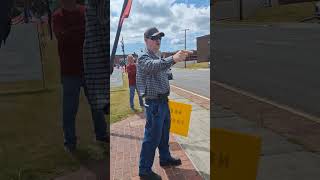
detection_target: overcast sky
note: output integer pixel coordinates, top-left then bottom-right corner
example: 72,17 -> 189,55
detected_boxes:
110,0 -> 210,55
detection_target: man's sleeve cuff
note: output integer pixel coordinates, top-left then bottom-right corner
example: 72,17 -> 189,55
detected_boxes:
164,56 -> 175,65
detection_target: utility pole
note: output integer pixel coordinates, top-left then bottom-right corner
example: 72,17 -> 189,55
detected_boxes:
239,0 -> 243,20
183,29 -> 189,68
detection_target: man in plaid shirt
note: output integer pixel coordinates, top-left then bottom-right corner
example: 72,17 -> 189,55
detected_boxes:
137,27 -> 192,179
83,0 -> 109,142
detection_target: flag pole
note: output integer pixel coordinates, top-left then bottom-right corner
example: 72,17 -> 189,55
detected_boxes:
110,0 -> 128,74
46,0 -> 53,40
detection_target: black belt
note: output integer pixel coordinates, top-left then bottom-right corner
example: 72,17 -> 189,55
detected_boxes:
145,93 -> 169,101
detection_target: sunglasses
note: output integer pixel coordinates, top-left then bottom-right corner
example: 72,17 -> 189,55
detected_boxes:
150,36 -> 162,41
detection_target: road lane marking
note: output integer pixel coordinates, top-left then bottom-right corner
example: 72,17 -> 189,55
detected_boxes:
212,80 -> 320,124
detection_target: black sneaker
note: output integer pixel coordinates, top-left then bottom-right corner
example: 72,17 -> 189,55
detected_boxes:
96,136 -> 110,144
139,171 -> 162,180
160,157 -> 182,167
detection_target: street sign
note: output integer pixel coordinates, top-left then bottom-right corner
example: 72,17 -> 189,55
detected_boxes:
169,100 -> 192,137
211,128 -> 261,180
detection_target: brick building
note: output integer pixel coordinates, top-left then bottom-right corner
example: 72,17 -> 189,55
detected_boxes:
196,34 -> 210,63
114,55 -> 126,66
114,53 -> 138,66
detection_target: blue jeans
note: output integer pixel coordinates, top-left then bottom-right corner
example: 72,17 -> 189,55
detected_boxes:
129,85 -> 143,109
62,76 -> 107,146
139,98 -> 172,175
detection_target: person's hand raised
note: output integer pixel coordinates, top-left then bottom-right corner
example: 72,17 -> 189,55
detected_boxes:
172,50 -> 193,63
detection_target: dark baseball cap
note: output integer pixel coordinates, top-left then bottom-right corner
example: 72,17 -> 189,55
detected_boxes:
144,27 -> 165,39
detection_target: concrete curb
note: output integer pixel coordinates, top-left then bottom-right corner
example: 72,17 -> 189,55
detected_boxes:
212,81 -> 320,123
170,85 -> 210,110
212,80 -> 320,152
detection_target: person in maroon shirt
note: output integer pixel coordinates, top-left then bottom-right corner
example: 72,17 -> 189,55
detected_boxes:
53,0 -> 107,152
127,54 -> 144,111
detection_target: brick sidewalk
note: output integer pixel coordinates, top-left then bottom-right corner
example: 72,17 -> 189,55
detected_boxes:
110,113 -> 203,180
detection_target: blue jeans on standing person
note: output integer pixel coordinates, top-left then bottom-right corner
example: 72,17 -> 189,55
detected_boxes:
62,76 -> 107,148
139,98 -> 172,175
129,85 -> 144,110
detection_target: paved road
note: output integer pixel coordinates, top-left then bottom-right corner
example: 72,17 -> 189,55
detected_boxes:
0,24 -> 42,82
212,23 -> 320,117
171,68 -> 210,98
172,60 -> 198,68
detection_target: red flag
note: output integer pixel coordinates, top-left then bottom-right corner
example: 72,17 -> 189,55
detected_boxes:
11,14 -> 25,25
120,0 -> 132,26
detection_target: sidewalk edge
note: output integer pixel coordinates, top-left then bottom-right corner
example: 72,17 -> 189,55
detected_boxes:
170,85 -> 210,110
212,80 -> 320,124
172,135 -> 207,180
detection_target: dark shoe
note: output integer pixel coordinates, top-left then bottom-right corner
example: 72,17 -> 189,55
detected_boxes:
96,136 -> 110,144
64,144 -> 76,153
139,171 -> 162,180
160,157 -> 182,167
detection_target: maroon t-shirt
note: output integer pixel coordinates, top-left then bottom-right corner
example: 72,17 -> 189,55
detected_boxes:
52,5 -> 85,77
127,63 -> 137,86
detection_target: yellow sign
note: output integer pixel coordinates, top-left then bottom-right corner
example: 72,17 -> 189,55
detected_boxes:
169,100 -> 192,137
211,128 -> 261,180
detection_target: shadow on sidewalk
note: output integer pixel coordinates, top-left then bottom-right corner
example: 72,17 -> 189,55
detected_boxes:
110,132 -> 143,141
162,166 -> 209,180
110,112 -> 145,141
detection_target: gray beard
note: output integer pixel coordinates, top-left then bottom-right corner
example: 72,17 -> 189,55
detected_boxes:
146,48 -> 161,58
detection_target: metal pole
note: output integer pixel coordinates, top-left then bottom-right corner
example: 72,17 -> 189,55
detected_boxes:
183,29 -> 189,68
46,0 -> 53,40
239,0 -> 243,20
110,0 -> 128,74
121,36 -> 125,65
36,23 -> 46,90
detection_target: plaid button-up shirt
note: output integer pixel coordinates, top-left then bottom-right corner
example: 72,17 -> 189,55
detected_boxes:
136,50 -> 174,99
83,0 -> 109,112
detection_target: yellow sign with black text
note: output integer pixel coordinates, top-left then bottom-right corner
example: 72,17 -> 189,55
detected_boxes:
211,128 -> 261,180
169,100 -> 192,137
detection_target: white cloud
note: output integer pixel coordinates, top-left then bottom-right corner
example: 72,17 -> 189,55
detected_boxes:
171,38 -> 184,45
110,0 -> 210,52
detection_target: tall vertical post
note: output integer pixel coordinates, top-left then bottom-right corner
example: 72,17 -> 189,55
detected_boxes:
239,0 -> 243,20
110,0 -> 129,74
183,29 -> 189,68
121,36 -> 125,65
